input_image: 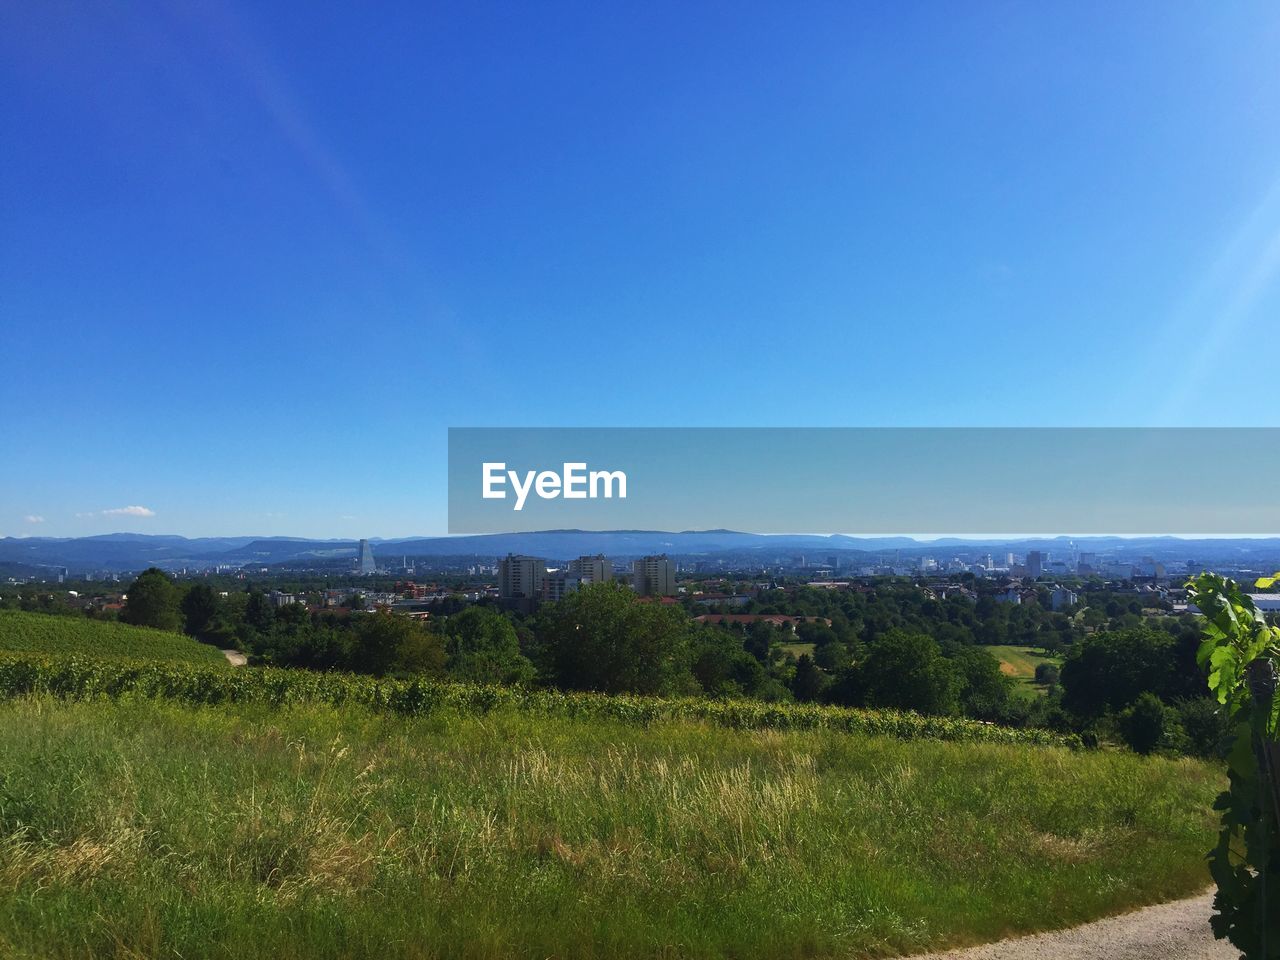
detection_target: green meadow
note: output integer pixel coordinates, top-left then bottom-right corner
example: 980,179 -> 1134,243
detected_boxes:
980,644 -> 1062,700
0,694 -> 1219,960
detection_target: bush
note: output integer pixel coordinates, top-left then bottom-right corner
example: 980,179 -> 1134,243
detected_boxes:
1118,692 -> 1167,755
1034,663 -> 1060,686
1171,697 -> 1232,759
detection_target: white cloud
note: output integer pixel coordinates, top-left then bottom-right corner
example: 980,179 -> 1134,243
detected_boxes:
101,505 -> 157,518
23,515 -> 44,524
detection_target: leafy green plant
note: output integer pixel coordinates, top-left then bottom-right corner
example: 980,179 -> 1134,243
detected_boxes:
0,650 -> 1082,749
1188,572 -> 1280,958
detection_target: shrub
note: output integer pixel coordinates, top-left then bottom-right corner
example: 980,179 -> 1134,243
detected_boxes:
1034,663 -> 1060,686
1171,697 -> 1232,759
1118,692 -> 1167,755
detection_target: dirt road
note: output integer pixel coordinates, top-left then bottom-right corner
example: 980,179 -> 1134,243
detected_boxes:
907,893 -> 1237,960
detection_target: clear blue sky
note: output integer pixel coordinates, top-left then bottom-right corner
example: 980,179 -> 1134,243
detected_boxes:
3,1 -> 1280,538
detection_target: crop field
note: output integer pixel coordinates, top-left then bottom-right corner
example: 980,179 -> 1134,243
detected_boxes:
0,692 -> 1220,960
980,644 -> 1062,699
0,653 -> 1077,747
0,610 -> 228,666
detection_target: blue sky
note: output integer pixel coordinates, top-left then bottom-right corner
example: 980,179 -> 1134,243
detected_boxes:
3,1 -> 1280,538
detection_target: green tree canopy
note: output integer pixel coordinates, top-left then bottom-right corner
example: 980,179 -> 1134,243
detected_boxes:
443,606 -> 534,685
791,653 -> 825,703
350,610 -> 445,677
948,645 -> 1013,720
1059,627 -> 1178,717
180,584 -> 220,640
538,582 -> 694,696
855,630 -> 962,716
1118,692 -> 1169,755
121,568 -> 181,632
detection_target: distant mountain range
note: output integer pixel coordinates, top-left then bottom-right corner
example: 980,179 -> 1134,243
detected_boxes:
3,530 -> 1280,574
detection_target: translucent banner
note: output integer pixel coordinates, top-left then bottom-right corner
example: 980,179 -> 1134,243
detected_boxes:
447,427 -> 1280,534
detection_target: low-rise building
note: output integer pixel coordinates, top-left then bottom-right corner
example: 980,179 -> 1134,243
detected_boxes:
1050,587 -> 1078,611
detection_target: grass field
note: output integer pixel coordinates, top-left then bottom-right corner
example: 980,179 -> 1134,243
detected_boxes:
780,641 -> 816,660
0,610 -> 227,666
0,696 -> 1220,960
980,645 -> 1062,700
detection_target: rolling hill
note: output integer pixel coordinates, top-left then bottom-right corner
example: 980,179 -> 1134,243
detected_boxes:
0,610 -> 228,665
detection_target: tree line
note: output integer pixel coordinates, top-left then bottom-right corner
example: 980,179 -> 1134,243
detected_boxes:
76,568 -> 1245,755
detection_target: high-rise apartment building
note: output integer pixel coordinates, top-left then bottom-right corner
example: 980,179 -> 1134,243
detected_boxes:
567,554 -> 611,584
632,554 -> 675,596
499,554 -> 547,600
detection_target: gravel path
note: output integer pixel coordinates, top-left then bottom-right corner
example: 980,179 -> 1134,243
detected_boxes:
907,893 -> 1238,960
221,649 -> 247,666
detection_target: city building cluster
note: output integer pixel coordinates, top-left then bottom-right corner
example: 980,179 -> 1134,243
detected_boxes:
497,553 -> 676,608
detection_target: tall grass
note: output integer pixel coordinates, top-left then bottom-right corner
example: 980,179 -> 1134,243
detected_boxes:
0,696 -> 1220,960
0,611 -> 226,666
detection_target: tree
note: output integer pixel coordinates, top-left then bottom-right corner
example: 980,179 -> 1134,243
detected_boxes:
180,584 -> 220,639
948,645 -> 1013,720
791,654 -> 825,703
243,590 -> 275,636
120,568 -> 181,631
1118,692 -> 1168,755
537,582 -> 693,695
1034,662 -> 1060,686
1172,697 -> 1231,759
813,640 -> 849,671
443,606 -> 534,685
395,624 -> 449,677
1081,606 -> 1107,629
1059,628 -> 1177,718
691,628 -> 771,698
1039,632 -> 1065,656
350,610 -> 444,677
744,621 -> 778,663
854,630 -> 962,716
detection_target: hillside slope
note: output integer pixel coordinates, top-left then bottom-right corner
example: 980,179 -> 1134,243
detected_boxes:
0,610 -> 227,666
